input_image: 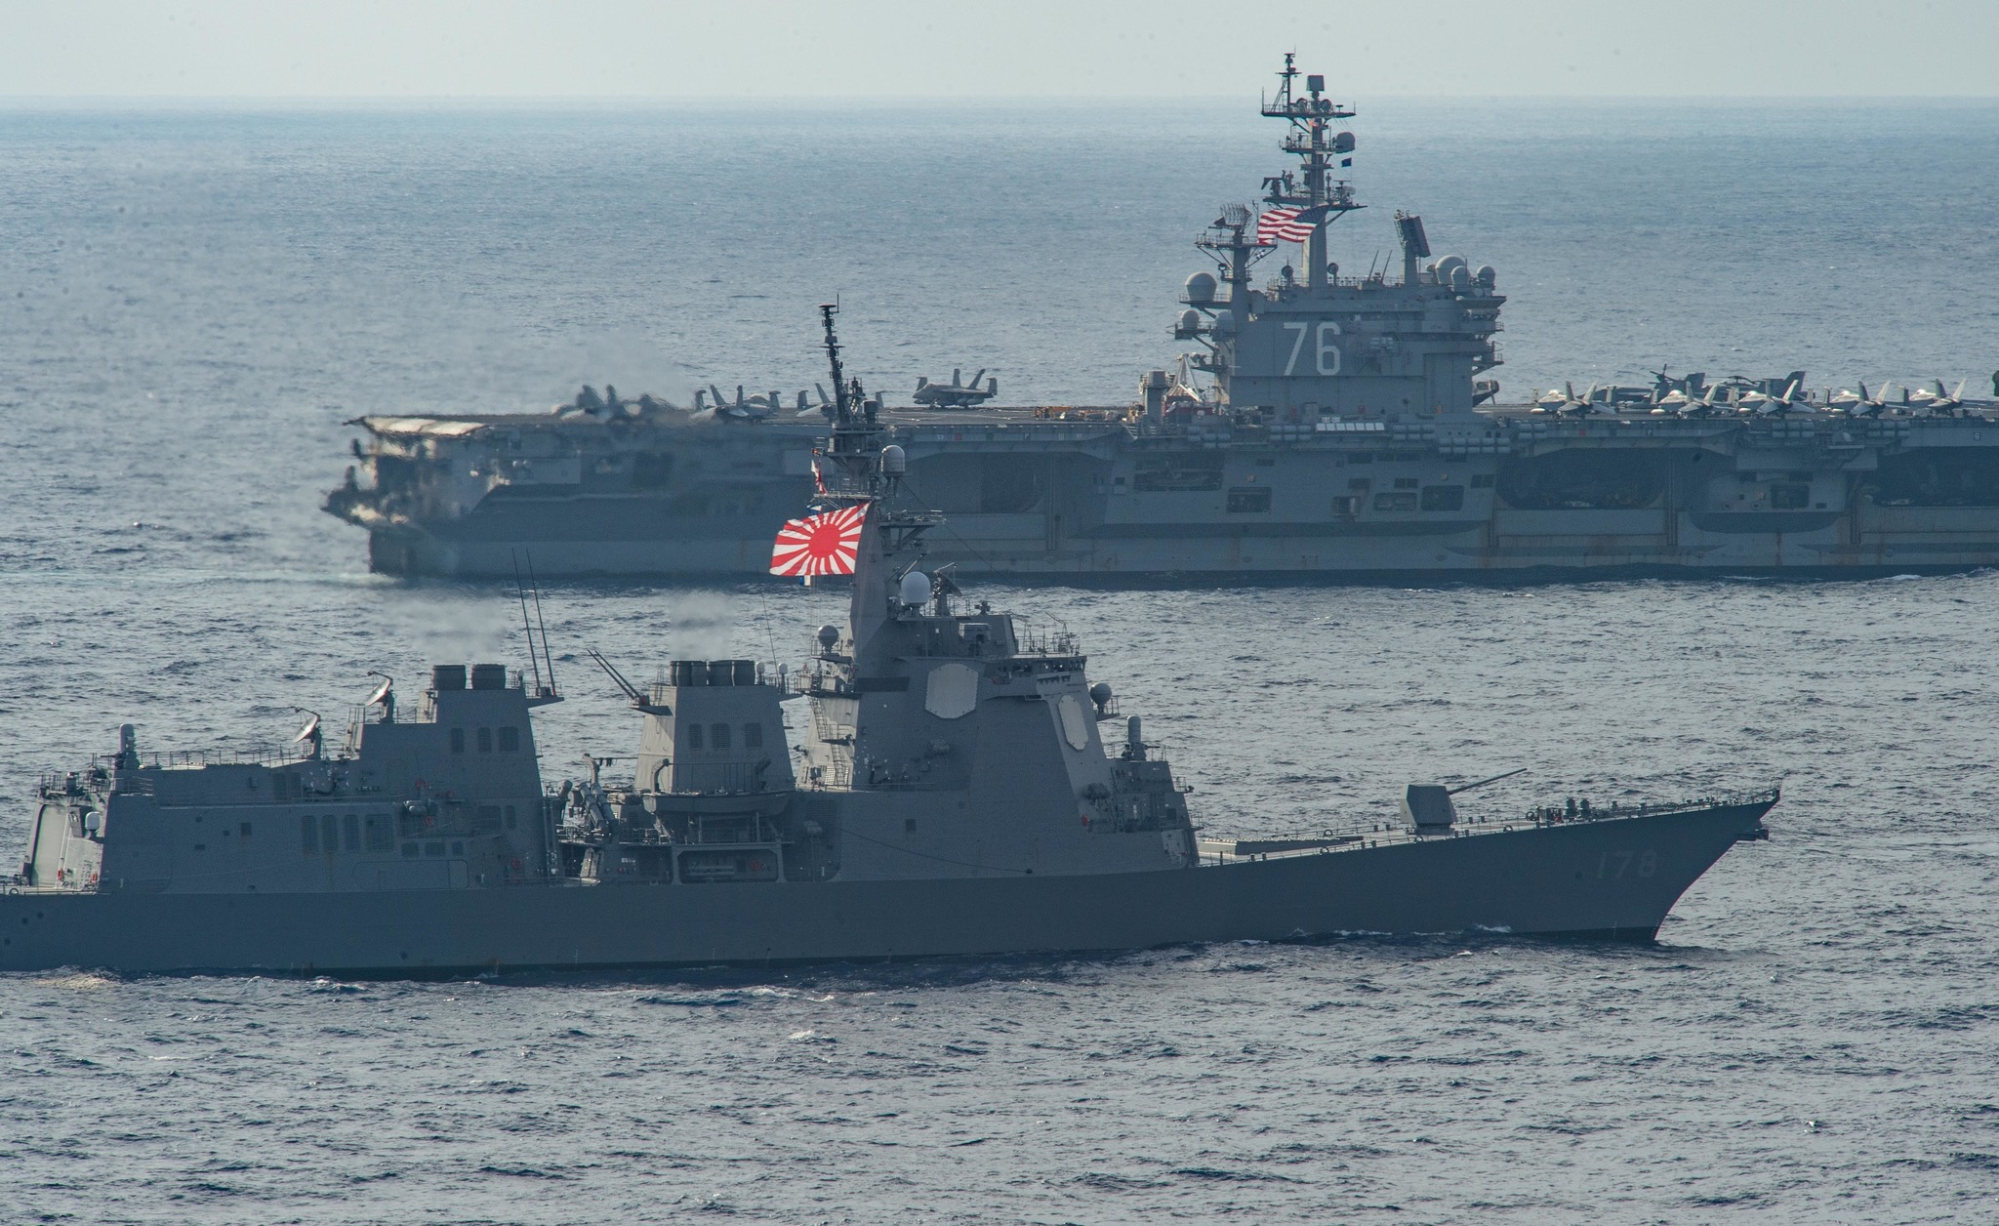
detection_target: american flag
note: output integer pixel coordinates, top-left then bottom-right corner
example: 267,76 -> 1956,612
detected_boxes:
769,504 -> 866,577
1257,207 -> 1315,245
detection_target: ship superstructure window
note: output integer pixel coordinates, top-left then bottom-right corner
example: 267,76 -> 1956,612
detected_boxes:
498,726 -> 520,752
687,723 -> 704,750
711,723 -> 732,750
1772,484 -> 1810,509
343,814 -> 360,852
1393,477 -> 1419,490
1471,474 -> 1495,489
477,727 -> 493,753
1421,485 -> 1465,512
1226,488 -> 1272,513
321,814 -> 339,854
1374,492 -> 1418,512
450,728 -> 465,754
743,723 -> 763,749
301,814 -> 317,855
367,816 -> 391,851
505,805 -> 518,830
425,841 -> 444,856
402,842 -> 418,857
1348,477 -> 1371,491
1330,496 -> 1358,516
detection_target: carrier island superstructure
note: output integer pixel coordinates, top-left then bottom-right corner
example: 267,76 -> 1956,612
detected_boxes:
326,58 -> 1999,580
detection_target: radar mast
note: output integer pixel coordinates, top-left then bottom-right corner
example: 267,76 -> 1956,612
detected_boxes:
1258,52 -> 1360,292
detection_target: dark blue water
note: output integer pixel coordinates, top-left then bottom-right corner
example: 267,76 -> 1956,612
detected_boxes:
4,100 -> 1999,1223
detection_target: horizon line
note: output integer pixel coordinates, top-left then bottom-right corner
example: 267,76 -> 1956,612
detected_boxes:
3,92 -> 1996,107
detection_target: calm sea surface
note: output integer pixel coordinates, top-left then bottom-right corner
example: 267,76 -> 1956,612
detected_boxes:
2,98 -> 1998,1224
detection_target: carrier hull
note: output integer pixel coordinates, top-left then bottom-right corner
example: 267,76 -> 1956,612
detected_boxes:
0,800 -> 1769,975
365,524 -> 1999,582
345,413 -> 1999,581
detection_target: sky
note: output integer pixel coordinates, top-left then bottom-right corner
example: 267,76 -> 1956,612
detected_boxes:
1,0 -> 1995,99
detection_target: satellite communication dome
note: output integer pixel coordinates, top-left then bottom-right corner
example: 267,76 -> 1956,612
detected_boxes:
816,624 -> 839,649
1184,272 -> 1217,304
880,444 -> 906,475
1435,255 -> 1468,283
1475,265 -> 1497,287
1177,308 -> 1202,335
899,571 -> 931,605
1212,309 -> 1236,333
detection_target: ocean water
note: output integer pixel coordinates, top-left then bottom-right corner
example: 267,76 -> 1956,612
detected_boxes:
4,97 -> 1999,1223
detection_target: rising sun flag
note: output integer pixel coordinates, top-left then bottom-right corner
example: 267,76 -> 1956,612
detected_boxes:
769,504 -> 866,577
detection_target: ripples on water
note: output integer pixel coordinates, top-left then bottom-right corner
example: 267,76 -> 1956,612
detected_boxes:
3,101 -> 1998,1222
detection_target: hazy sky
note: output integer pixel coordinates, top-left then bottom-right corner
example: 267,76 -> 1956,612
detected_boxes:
3,0 -> 1995,98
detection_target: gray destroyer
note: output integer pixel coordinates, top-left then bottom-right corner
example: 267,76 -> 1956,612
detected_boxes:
326,58 -> 1999,581
4,308 -> 1774,975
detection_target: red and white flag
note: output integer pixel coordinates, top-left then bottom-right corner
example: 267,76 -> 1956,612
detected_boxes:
1256,207 -> 1314,245
769,504 -> 866,576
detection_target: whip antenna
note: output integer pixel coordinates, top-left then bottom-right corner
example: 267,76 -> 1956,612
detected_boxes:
525,551 -> 556,697
511,549 -> 544,697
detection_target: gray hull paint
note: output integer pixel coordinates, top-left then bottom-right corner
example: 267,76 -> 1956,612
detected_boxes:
0,802 -> 1768,975
367,521 -> 1999,582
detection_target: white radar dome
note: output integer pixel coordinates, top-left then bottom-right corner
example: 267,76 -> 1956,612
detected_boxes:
899,571 -> 931,605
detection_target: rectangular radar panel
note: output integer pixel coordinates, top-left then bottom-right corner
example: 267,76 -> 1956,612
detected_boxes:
1396,214 -> 1431,258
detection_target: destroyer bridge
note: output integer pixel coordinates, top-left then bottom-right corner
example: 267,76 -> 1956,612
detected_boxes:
324,57 -> 1999,580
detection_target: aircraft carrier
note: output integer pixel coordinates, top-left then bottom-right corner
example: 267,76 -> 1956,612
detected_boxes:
4,309 -> 1775,974
325,58 -> 1999,581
